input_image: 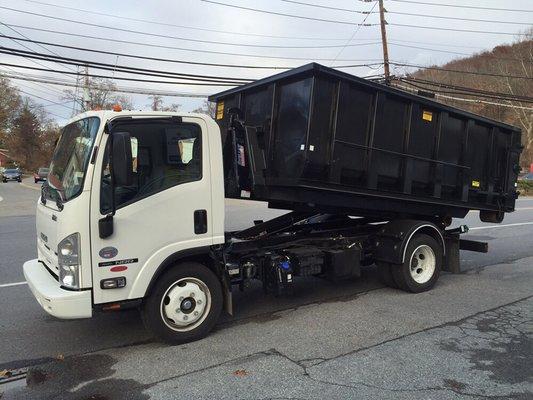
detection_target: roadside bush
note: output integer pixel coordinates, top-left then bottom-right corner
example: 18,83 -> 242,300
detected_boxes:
518,180 -> 533,196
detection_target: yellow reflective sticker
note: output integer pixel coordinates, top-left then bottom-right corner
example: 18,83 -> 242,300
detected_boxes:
422,110 -> 433,122
471,180 -> 480,188
216,101 -> 224,120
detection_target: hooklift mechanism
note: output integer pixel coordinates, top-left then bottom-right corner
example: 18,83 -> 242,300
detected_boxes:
218,112 -> 489,301
219,211 -> 488,300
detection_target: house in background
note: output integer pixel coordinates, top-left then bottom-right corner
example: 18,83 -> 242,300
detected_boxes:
0,148 -> 12,168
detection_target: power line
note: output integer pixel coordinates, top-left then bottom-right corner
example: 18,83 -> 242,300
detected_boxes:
388,62 -> 533,80
394,83 -> 533,111
200,0 -> 379,26
1,24 -> 384,64
332,1 -> 379,65
18,0 -> 369,42
0,71 -> 211,98
0,23 -> 77,81
3,26 -> 492,64
18,88 -> 74,110
0,62 -> 242,86
201,1 -> 526,35
0,5 -> 379,49
281,0 -> 377,14
404,76 -> 533,102
0,46 -> 254,83
0,34 -> 381,70
389,42 -> 533,63
395,77 -> 533,103
390,39 -> 482,50
0,65 -> 66,99
8,75 -> 65,98
284,0 -> 529,25
388,22 -> 528,36
387,11 -> 531,26
383,0 -> 533,13
0,22 -> 77,75
1,48 -> 387,86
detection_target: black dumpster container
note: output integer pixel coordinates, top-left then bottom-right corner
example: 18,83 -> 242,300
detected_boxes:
209,63 -> 522,222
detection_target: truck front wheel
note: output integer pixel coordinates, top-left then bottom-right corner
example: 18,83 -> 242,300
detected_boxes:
141,262 -> 223,344
392,233 -> 442,293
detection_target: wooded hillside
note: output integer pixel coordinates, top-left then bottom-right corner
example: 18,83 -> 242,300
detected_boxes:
394,33 -> 532,167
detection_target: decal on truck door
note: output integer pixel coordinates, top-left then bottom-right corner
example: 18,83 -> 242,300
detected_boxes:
98,258 -> 138,267
99,246 -> 118,259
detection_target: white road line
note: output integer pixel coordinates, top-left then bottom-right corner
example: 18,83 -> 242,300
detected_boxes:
516,207 -> 533,211
469,222 -> 533,231
0,195 -> 3,202
0,281 -> 27,288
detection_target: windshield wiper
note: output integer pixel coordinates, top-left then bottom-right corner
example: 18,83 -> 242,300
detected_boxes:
41,180 -> 64,211
55,194 -> 64,211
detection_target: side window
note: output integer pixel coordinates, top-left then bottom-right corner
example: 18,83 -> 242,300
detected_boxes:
101,122 -> 202,213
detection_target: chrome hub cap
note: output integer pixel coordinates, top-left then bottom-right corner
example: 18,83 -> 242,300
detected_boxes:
409,245 -> 436,284
161,277 -> 211,332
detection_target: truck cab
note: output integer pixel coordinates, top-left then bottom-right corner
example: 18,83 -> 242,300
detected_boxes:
24,110 -> 227,342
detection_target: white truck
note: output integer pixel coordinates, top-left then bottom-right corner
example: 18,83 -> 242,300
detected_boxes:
23,65 -> 520,344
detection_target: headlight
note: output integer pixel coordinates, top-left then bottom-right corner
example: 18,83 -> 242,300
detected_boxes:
58,233 -> 80,289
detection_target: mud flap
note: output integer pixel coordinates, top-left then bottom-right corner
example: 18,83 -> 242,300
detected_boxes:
444,235 -> 488,273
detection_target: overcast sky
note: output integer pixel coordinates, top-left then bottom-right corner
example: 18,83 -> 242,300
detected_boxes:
0,0 -> 531,124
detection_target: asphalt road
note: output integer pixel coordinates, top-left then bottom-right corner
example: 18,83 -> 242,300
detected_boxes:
0,179 -> 532,399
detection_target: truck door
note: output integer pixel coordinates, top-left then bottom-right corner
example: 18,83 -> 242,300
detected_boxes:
89,117 -> 213,305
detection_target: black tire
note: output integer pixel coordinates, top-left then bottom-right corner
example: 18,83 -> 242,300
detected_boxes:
376,261 -> 397,288
141,262 -> 223,344
391,233 -> 442,293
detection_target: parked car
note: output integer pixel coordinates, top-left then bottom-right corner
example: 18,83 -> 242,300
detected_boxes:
519,172 -> 533,181
34,167 -> 49,183
2,168 -> 22,182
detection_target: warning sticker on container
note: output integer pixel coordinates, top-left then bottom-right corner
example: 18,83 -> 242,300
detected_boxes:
422,110 -> 433,122
216,101 -> 224,120
237,144 -> 246,167
471,180 -> 480,188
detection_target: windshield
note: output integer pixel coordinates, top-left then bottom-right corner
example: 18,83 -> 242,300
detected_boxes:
47,117 -> 100,202
5,169 -> 19,173
38,168 -> 49,174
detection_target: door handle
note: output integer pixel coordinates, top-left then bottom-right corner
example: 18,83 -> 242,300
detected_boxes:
194,210 -> 207,234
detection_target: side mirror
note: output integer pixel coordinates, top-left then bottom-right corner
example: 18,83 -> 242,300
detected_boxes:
112,132 -> 133,187
99,214 -> 114,239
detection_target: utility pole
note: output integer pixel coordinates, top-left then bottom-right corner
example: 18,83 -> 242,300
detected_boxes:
378,0 -> 391,84
71,65 -> 80,117
83,64 -> 90,111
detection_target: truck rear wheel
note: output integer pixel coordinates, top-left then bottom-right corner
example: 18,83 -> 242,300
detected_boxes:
391,233 -> 442,293
141,262 -> 223,344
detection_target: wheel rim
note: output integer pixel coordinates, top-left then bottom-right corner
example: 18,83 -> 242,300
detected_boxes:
409,245 -> 436,284
160,277 -> 211,332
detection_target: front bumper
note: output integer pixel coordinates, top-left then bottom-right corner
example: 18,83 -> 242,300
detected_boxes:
23,259 -> 92,319
3,176 -> 21,181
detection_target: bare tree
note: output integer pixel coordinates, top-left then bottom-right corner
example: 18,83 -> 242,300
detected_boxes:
147,94 -> 164,111
63,77 -> 133,113
402,32 -> 533,167
147,95 -> 181,112
192,100 -> 216,118
0,76 -> 21,147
